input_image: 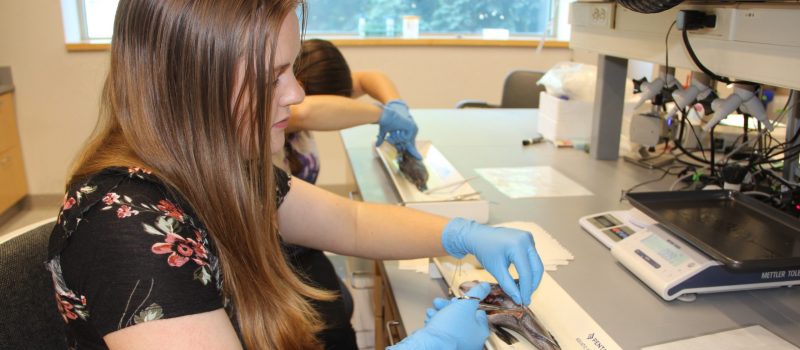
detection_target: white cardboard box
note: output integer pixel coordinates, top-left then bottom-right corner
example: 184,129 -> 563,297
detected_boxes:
538,91 -> 639,144
538,91 -> 594,142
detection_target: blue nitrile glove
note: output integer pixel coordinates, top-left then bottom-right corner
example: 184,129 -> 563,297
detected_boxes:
441,218 -> 544,306
388,282 -> 491,350
376,100 -> 423,160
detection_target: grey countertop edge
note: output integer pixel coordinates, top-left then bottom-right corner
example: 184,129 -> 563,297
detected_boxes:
0,85 -> 14,95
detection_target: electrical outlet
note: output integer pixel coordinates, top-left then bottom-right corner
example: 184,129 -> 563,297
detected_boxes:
680,6 -> 733,40
590,3 -> 615,28
569,2 -> 615,29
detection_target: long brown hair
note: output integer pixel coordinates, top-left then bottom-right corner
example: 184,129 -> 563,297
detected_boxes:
70,0 -> 330,348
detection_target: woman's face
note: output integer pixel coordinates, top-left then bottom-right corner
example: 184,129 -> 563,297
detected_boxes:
269,13 -> 305,152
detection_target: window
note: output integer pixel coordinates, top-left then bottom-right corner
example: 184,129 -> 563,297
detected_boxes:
80,0 -> 119,40
64,0 -> 567,44
306,0 -> 558,37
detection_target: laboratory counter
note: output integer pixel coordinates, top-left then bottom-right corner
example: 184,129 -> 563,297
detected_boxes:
339,109 -> 800,349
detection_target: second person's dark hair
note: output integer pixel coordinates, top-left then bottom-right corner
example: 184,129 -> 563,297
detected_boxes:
294,39 -> 353,97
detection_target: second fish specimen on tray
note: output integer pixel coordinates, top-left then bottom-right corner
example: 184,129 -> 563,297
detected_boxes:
397,150 -> 429,192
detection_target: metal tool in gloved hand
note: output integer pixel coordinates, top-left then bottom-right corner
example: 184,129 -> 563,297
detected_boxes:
459,281 -> 560,349
388,282 -> 491,350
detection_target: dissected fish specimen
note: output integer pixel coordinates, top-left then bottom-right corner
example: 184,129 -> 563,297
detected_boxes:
397,150 -> 429,192
459,280 -> 560,349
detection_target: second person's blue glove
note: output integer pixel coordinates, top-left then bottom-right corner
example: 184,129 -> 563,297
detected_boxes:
376,100 -> 423,160
388,282 -> 491,350
441,218 -> 544,306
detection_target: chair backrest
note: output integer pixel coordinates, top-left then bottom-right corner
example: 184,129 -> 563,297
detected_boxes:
0,218 -> 66,349
500,70 -> 545,108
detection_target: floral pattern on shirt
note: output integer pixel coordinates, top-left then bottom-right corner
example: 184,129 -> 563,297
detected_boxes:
46,166 -> 291,347
99,190 -> 217,286
46,167 -> 221,328
47,258 -> 89,323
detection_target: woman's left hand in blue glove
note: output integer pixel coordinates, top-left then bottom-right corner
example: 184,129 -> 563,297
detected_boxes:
441,218 -> 544,306
388,282 -> 491,350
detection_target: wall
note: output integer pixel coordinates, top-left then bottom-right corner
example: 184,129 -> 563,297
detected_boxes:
0,0 -> 109,197
0,0 -> 573,195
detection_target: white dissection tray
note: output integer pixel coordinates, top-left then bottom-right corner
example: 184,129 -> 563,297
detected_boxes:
376,141 -> 490,223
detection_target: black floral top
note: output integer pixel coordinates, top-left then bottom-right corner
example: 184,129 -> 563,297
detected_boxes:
46,166 -> 291,349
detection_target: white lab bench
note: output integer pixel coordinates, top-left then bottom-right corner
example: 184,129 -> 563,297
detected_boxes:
339,109 -> 800,349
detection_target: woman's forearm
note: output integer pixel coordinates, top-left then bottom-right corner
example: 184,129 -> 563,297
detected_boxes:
351,71 -> 401,103
278,179 -> 448,259
287,95 -> 381,133
350,201 -> 449,259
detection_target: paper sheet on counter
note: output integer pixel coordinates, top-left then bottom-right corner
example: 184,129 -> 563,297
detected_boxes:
476,166 -> 592,199
397,258 -> 430,273
498,221 -> 574,271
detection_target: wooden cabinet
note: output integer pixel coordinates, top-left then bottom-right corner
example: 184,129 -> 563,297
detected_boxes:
0,93 -> 20,152
373,261 -> 407,348
0,92 -> 28,214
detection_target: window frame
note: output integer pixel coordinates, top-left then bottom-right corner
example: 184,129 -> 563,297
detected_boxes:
62,0 -> 573,51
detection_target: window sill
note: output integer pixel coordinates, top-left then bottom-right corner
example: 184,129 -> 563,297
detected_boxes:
66,37 -> 569,52
321,37 -> 569,48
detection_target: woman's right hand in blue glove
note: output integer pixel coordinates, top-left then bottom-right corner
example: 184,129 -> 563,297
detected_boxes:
376,100 -> 423,160
441,218 -> 543,306
387,282 -> 491,350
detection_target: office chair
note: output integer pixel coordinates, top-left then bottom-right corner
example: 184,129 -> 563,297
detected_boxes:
0,217 -> 67,349
456,70 -> 545,109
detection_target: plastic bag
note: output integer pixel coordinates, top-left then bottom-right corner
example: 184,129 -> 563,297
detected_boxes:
536,62 -> 597,101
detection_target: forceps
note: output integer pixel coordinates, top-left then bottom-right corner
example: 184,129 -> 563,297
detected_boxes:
456,295 -> 523,312
423,176 -> 478,194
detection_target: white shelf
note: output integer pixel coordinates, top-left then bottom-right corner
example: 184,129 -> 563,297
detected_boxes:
569,2 -> 800,89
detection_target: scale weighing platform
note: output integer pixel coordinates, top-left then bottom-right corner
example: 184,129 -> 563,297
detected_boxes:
580,190 -> 800,302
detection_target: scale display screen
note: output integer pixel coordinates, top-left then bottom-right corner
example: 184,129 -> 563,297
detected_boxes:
642,234 -> 689,267
627,191 -> 800,270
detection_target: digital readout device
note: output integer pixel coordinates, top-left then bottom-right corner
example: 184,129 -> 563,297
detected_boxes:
582,191 -> 800,302
612,224 -> 800,302
578,209 -> 656,248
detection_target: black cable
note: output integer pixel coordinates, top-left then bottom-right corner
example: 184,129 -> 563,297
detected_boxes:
665,21 -> 675,75
672,153 -> 709,168
681,29 -> 758,87
754,145 -> 800,166
710,126 -> 717,177
686,112 -> 708,161
674,108 -> 711,164
620,165 -> 687,201
758,164 -> 800,190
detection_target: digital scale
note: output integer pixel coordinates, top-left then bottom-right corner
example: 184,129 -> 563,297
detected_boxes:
580,191 -> 800,302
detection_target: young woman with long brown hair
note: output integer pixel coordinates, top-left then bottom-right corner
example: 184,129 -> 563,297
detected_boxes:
46,1 -> 543,349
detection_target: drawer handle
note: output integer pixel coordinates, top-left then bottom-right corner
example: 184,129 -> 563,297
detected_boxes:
349,270 -> 374,290
386,320 -> 401,346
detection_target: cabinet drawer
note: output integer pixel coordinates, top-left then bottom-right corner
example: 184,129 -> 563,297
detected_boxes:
0,93 -> 21,153
0,146 -> 28,213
